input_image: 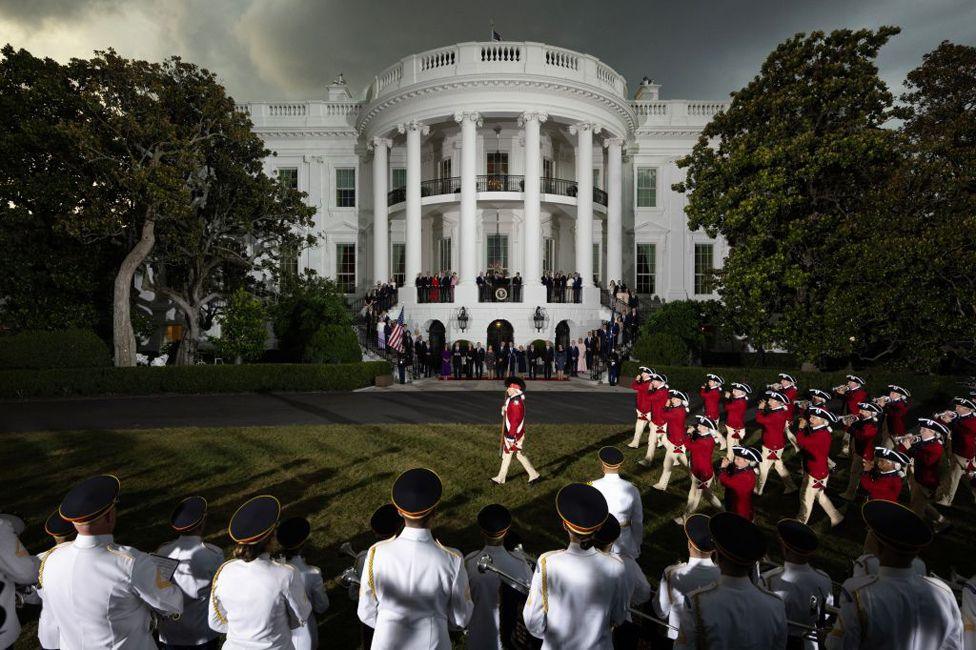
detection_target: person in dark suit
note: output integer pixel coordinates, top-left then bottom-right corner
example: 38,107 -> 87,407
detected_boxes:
512,273 -> 522,302
473,342 -> 486,379
451,342 -> 462,379
542,273 -> 551,302
572,273 -> 582,303
569,342 -> 579,377
584,333 -> 594,369
414,336 -> 427,377
516,345 -> 527,377
542,342 -> 555,380
608,350 -> 620,386
526,344 -> 537,379
463,344 -> 473,378
495,344 -> 508,379
476,273 -> 486,302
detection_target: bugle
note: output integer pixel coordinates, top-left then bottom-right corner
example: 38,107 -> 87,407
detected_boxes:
338,566 -> 361,588
934,410 -> 958,422
832,384 -> 848,394
837,414 -> 860,425
339,541 -> 359,560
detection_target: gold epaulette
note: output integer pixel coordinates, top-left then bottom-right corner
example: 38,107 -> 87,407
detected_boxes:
210,559 -> 236,625
435,539 -> 462,559
37,542 -> 71,589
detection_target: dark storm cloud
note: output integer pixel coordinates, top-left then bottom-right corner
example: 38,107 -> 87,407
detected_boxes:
1,0 -> 973,102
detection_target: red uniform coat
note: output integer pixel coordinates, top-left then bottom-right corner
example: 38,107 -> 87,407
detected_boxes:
723,397 -> 748,430
884,399 -> 909,437
699,387 -> 722,421
502,393 -> 526,453
782,385 -> 798,421
687,433 -> 716,482
649,387 -> 669,426
719,468 -> 756,521
797,425 -> 832,481
755,407 -> 789,452
850,418 -> 879,460
950,414 -> 976,460
860,470 -> 903,502
661,407 -> 687,448
899,438 -> 943,490
631,379 -> 654,417
840,387 -> 868,415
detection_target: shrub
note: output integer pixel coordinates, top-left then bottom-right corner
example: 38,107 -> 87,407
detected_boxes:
304,325 -> 361,364
632,332 -> 691,366
641,300 -> 710,351
0,329 -> 111,369
211,288 -> 268,364
0,361 -> 391,399
272,273 -> 352,362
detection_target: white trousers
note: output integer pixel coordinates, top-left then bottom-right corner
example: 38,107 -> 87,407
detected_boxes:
493,449 -> 539,484
757,446 -> 796,494
797,474 -> 842,525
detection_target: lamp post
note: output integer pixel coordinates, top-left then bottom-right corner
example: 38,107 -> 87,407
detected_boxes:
533,306 -> 547,332
457,307 -> 469,333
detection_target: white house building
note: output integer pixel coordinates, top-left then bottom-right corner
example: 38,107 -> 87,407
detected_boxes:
239,40 -> 728,348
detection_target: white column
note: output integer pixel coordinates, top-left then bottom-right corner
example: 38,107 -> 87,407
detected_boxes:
398,121 -> 429,302
519,111 -> 548,303
453,111 -> 482,304
570,122 -> 596,299
603,136 -> 623,288
370,137 -> 392,286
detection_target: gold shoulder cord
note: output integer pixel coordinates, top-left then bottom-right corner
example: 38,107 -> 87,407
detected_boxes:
210,561 -> 232,625
540,556 -> 549,613
367,546 -> 378,600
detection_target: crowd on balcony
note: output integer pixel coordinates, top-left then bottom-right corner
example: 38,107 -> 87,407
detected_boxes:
477,270 -> 522,302
542,271 -> 583,303
416,271 -> 457,303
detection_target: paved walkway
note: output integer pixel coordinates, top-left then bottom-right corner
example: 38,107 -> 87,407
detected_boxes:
359,376 -> 623,392
0,388 -> 635,432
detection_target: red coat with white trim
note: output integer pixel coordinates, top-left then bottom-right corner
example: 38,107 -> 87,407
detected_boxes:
850,418 -> 879,460
719,467 -> 756,521
860,470 -> 903,502
661,406 -> 688,448
797,425 -> 832,481
699,387 -> 722,421
649,387 -> 669,426
686,432 -> 716,482
502,391 -> 526,453
781,385 -> 798,421
631,379 -> 654,417
723,397 -> 748,430
839,387 -> 868,416
755,407 -> 789,451
899,438 -> 943,490
884,399 -> 909,437
950,414 -> 976,460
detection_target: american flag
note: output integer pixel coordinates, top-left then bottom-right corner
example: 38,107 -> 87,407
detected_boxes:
389,309 -> 405,353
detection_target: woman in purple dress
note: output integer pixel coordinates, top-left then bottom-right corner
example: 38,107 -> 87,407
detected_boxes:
440,344 -> 452,376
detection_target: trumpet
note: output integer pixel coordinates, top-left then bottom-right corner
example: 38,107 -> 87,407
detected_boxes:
837,414 -> 861,425
794,399 -> 812,410
935,410 -> 958,422
339,541 -> 359,560
893,433 -> 921,447
338,566 -> 361,588
766,382 -> 783,391
872,396 -> 890,407
833,384 -> 849,394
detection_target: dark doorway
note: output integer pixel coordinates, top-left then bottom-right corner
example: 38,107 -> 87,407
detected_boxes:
555,320 -> 571,351
428,320 -> 446,361
487,319 -> 514,354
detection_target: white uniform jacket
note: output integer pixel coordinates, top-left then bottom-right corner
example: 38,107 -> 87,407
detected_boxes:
851,553 -> 925,578
29,545 -> 68,649
674,574 -> 787,650
827,566 -> 962,650
156,535 -> 224,647
285,554 -> 330,650
962,577 -> 976,650
653,557 -> 720,640
39,534 -> 183,650
357,527 -> 473,650
464,544 -> 532,650
590,474 -> 644,559
209,553 -> 312,650
762,561 -> 833,649
0,518 -> 41,649
523,542 -> 629,650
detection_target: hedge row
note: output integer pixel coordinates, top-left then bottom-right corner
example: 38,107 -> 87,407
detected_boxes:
619,361 -> 964,407
0,361 -> 392,400
0,329 -> 111,369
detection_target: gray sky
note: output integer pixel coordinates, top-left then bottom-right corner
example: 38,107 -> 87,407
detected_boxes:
1,0 -> 973,102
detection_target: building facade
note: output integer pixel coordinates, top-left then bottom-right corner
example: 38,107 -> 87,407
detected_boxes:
240,41 -> 728,347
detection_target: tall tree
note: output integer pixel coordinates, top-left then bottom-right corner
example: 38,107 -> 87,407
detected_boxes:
673,28 -> 901,363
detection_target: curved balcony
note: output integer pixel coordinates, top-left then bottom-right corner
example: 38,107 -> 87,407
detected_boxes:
387,176 -> 608,207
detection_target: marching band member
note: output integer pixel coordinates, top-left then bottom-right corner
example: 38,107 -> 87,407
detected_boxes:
41,475 -> 183,649
349,504 -> 402,601
633,372 -> 670,465
358,468 -> 473,649
590,446 -> 644,559
654,514 -> 720,643
628,366 -> 655,449
879,385 -> 911,444
851,527 -> 926,579
648,389 -> 691,489
937,397 -> 976,506
755,390 -> 798,495
699,373 -> 727,449
156,496 -> 224,650
840,402 -> 882,500
796,407 -> 844,527
26,511 -> 76,650
722,382 -> 752,459
523,483 -> 629,649
209,495 -> 311,648
898,418 -> 949,531
834,375 -> 868,457
673,512 -> 788,649
719,446 -> 761,521
827,500 -> 962,649
858,447 -> 909,503
797,388 -> 832,420
0,513 -> 40,650
594,515 -> 651,607
492,377 -> 541,485
682,415 -> 724,523
761,519 -> 833,650
962,574 -> 976,650
276,517 -> 330,650
772,373 -> 801,451
464,504 -> 531,650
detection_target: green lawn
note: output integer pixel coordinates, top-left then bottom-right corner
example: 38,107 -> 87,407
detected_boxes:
3,424 -> 974,648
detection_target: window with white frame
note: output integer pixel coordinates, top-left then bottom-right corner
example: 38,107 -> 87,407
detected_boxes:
636,167 -> 657,208
438,238 -> 452,273
486,234 -> 508,274
593,168 -> 601,190
486,152 -> 508,175
694,243 -> 715,295
440,158 -> 452,179
280,244 -> 299,279
277,167 -> 298,190
391,168 -> 406,189
543,238 -> 555,275
636,243 -> 656,294
336,168 -> 356,207
391,243 -> 405,286
336,243 -> 356,293
543,158 -> 554,178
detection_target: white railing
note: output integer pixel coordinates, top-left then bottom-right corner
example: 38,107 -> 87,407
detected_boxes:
545,47 -> 579,70
687,102 -> 726,117
421,48 -> 456,71
633,101 -> 667,116
239,101 -> 360,128
480,43 -> 522,62
269,103 -> 307,117
376,62 -> 402,94
632,100 -> 729,126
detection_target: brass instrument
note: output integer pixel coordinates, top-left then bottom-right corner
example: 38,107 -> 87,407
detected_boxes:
935,410 -> 958,422
794,399 -> 811,410
837,414 -> 861,425
339,566 -> 361,588
872,396 -> 890,407
339,541 -> 359,560
833,384 -> 848,394
893,433 -> 921,447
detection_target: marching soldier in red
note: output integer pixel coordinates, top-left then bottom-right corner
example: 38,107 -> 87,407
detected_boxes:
635,372 -> 670,465
795,406 -> 844,526
682,415 -> 723,523
841,402 -> 882,500
648,390 -> 690,489
937,397 -> 976,506
897,417 -> 948,530
718,446 -> 760,521
627,366 -> 655,449
491,377 -> 541,485
722,382 -> 751,460
698,374 -> 727,450
755,390 -> 797,495
834,374 -> 868,456
859,446 -> 909,503
877,385 -> 911,444
770,373 -> 800,451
